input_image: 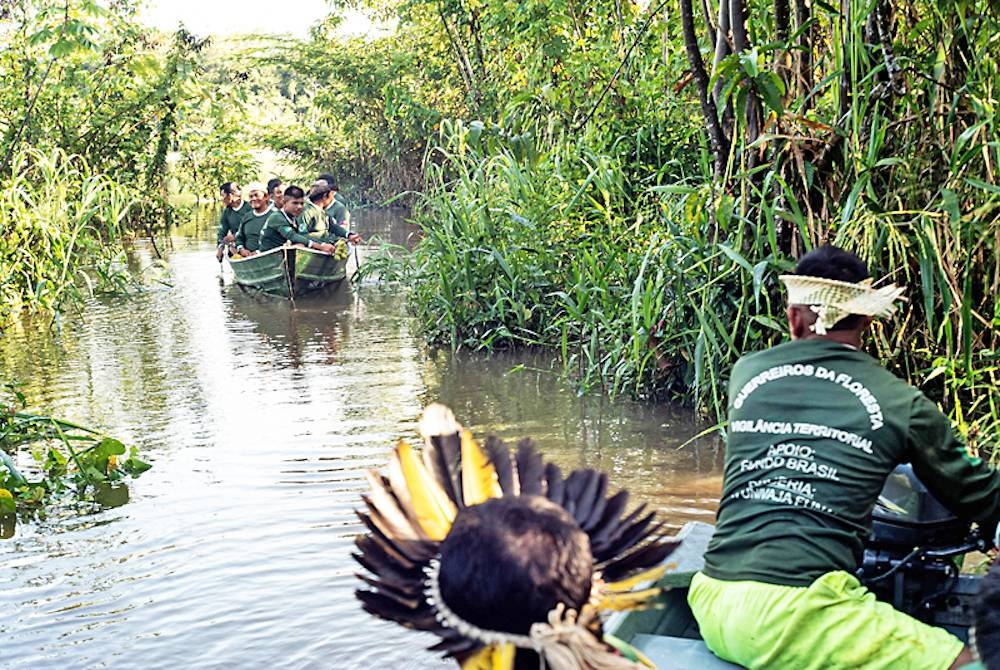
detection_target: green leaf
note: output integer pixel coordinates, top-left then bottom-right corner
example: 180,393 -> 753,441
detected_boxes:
0,489 -> 15,514
756,73 -> 785,115
120,457 -> 152,477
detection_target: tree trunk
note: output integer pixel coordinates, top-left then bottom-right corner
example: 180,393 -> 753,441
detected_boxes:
680,0 -> 730,178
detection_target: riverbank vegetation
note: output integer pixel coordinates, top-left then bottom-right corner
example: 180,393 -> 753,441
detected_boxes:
0,0 -> 256,324
351,0 -> 1000,454
1,0 -> 997,455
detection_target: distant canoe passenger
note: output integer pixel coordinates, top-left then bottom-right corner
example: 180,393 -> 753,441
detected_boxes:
317,172 -> 350,231
234,182 -> 271,256
266,178 -> 285,210
257,185 -> 340,254
215,182 -> 252,261
303,180 -> 362,244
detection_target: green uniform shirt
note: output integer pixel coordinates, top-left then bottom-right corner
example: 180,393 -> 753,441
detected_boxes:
235,207 -> 271,252
703,338 -> 1000,587
299,200 -> 328,237
326,196 -> 349,228
301,200 -> 349,241
216,200 -> 251,245
258,210 -> 315,252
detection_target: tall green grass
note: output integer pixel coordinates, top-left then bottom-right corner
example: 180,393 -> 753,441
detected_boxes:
399,3 -> 1000,458
405,114 -> 998,458
0,148 -> 137,325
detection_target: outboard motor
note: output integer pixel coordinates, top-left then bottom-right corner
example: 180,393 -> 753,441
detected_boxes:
858,464 -> 987,640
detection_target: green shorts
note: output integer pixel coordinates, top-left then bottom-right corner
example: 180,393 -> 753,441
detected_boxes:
688,570 -> 965,670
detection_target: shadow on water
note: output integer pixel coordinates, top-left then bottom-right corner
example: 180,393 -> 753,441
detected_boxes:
0,206 -> 722,669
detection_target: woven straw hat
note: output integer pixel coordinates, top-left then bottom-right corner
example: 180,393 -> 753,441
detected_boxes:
779,275 -> 906,334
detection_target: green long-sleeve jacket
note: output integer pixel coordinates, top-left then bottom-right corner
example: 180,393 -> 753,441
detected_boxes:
703,338 -> 1000,587
301,200 -> 348,241
216,201 -> 251,245
326,194 -> 350,228
258,210 -> 318,252
235,207 -> 272,252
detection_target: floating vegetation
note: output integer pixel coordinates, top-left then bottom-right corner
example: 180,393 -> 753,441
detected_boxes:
0,383 -> 150,535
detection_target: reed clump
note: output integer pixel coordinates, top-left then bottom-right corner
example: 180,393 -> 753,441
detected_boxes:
0,148 -> 137,326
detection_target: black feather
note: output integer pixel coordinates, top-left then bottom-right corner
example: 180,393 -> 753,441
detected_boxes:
594,510 -> 656,563
564,470 -> 600,526
352,540 -> 424,583
360,504 -> 437,562
357,573 -> 425,605
429,635 -> 483,656
357,590 -> 439,630
588,490 -> 630,554
485,436 -> 515,494
427,432 -> 464,507
595,501 -> 647,546
580,473 -> 608,532
544,462 -> 565,506
599,537 -> 680,582
515,439 -> 545,496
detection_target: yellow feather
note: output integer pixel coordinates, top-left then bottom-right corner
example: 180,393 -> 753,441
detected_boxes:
595,587 -> 663,611
461,430 -> 502,506
602,564 -> 669,593
460,644 -> 515,670
397,439 -> 456,540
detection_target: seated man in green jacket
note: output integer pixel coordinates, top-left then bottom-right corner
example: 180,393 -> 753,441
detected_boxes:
689,245 -> 1000,670
233,182 -> 271,256
318,172 -> 351,231
301,180 -> 361,244
215,182 -> 251,261
257,185 -> 339,254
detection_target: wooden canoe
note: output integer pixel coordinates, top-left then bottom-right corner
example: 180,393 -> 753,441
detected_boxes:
229,245 -> 348,298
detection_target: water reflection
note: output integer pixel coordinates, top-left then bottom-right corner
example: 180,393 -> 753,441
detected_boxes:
0,207 -> 721,669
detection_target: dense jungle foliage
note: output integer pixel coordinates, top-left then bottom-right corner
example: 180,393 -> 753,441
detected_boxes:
360,0 -> 1000,456
0,0 -> 997,455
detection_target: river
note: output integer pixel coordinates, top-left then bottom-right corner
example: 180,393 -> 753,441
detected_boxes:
0,208 -> 722,669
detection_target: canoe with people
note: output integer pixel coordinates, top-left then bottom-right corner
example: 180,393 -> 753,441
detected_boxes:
213,175 -> 361,298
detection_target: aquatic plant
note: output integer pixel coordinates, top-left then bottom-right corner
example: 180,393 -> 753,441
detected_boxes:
0,382 -> 150,523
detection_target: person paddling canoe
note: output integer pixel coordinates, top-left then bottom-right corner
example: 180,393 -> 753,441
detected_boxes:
215,182 -> 251,261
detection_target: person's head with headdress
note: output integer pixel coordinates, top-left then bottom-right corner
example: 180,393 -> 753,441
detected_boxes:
780,244 -> 906,339
354,404 -> 678,669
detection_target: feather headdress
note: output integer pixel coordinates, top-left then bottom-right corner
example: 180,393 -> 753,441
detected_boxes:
354,404 -> 679,669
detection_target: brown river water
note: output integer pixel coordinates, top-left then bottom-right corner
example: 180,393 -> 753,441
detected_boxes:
0,208 -> 722,669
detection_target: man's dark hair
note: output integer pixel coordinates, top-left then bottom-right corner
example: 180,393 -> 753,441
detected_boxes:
976,560 -> 1000,670
438,495 -> 592,641
219,182 -> 239,196
283,185 -> 305,199
308,185 -> 331,203
795,245 -> 870,283
317,172 -> 339,190
266,178 -> 283,194
794,245 -> 871,331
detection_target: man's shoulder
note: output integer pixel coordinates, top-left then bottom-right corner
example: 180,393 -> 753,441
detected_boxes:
263,210 -> 287,227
